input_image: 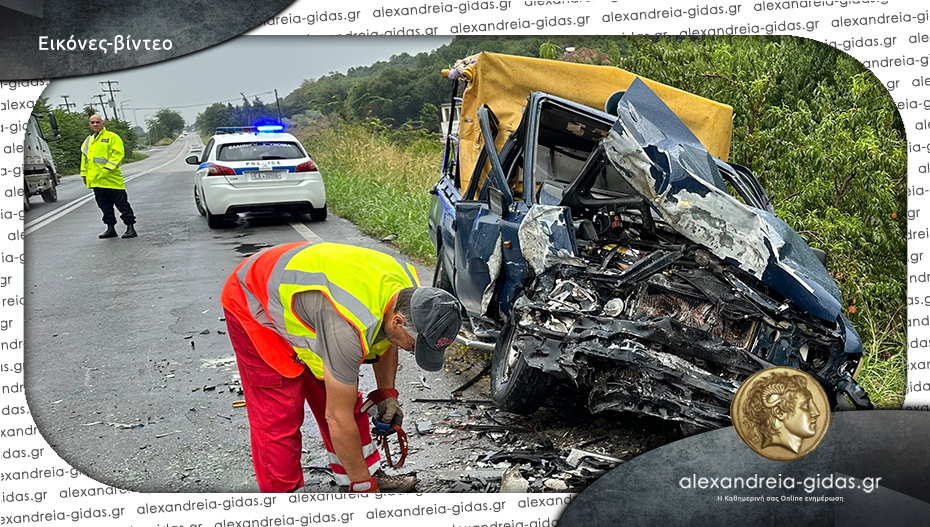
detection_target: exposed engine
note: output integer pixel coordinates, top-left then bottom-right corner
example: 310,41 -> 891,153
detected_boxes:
511,205 -> 855,429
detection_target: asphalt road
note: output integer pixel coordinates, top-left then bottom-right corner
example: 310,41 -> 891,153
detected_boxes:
23,136 -> 679,494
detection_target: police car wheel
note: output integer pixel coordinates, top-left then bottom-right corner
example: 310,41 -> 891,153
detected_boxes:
206,208 -> 227,228
309,205 -> 327,222
194,186 -> 206,216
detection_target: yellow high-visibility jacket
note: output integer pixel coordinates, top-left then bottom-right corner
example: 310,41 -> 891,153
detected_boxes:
221,242 -> 421,379
80,128 -> 125,189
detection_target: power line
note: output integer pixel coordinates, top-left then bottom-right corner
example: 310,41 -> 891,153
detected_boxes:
122,91 -> 275,111
60,95 -> 75,112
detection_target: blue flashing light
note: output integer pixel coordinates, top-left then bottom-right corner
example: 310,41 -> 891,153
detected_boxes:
215,123 -> 287,135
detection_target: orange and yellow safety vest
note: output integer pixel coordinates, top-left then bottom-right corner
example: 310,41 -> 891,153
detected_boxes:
221,242 -> 420,378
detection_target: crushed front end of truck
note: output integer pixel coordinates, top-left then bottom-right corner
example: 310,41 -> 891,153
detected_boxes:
503,80 -> 871,429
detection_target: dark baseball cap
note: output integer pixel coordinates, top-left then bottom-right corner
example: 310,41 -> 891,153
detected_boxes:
410,288 -> 462,372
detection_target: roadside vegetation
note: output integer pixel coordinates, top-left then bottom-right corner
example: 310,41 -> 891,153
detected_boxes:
296,120 -> 441,263
123,151 -> 149,163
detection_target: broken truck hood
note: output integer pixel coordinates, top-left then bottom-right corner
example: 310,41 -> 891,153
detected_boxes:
602,78 -> 843,324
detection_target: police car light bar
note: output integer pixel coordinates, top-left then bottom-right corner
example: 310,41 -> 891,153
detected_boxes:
215,124 -> 286,134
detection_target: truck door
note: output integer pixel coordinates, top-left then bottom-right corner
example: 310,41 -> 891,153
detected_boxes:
453,105 -> 514,318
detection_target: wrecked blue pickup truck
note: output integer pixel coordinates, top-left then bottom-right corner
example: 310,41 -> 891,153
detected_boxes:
428,53 -> 871,429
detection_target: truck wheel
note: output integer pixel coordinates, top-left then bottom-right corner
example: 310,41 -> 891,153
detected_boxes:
490,317 -> 552,414
40,178 -> 58,203
432,253 -> 454,295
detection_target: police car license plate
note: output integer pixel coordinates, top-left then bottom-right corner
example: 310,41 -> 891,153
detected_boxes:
250,171 -> 284,181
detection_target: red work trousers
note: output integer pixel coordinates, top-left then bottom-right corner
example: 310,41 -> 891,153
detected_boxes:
224,309 -> 380,492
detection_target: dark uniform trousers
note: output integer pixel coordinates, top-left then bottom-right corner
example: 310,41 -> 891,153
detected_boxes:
93,187 -> 136,226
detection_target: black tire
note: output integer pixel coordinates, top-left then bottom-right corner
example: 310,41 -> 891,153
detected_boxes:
432,252 -> 454,295
194,186 -> 206,216
679,422 -> 709,438
309,205 -> 327,222
490,317 -> 553,414
206,206 -> 227,229
40,177 -> 58,203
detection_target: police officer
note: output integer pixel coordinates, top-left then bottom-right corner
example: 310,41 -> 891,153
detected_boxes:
81,114 -> 137,239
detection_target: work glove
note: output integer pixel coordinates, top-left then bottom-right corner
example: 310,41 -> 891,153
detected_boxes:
377,398 -> 403,428
349,476 -> 378,493
361,388 -> 403,427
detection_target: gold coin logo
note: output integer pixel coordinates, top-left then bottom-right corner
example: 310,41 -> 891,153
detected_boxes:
731,366 -> 831,462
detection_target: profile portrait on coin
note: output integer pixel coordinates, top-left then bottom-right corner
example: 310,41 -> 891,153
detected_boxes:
741,371 -> 821,454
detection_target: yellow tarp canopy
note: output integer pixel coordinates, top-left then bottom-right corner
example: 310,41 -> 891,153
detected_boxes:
455,52 -> 733,190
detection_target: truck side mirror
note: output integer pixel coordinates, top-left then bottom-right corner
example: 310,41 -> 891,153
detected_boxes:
811,247 -> 827,268
47,112 -> 61,140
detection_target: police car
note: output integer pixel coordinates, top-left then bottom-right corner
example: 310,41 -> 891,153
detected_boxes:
185,125 -> 326,228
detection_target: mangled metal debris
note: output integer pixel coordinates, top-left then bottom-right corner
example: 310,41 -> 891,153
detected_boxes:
565,448 -> 624,469
499,465 -> 529,493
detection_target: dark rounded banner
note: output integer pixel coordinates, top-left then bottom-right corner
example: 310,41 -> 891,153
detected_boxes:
560,411 -> 930,526
0,0 -> 293,80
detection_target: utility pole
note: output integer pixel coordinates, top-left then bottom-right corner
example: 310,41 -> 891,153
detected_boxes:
93,94 -> 109,119
60,95 -> 75,113
275,89 -> 282,120
241,92 -> 251,124
120,100 -> 132,126
100,80 -> 120,120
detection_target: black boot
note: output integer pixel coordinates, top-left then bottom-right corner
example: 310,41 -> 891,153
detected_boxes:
121,224 -> 138,239
99,225 -> 117,239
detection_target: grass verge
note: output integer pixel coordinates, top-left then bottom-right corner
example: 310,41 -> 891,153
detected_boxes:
855,304 -> 906,408
298,121 -> 442,264
124,152 -> 149,164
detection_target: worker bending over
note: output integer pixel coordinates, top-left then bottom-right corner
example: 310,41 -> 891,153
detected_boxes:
221,241 -> 461,493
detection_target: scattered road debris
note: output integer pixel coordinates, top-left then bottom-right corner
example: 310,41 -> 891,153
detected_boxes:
416,421 -> 433,435
499,465 -> 529,493
200,356 -> 237,369
107,422 -> 144,430
565,448 -> 624,469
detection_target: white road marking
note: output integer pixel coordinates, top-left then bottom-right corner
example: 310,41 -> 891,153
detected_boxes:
24,149 -> 188,235
289,221 -> 324,243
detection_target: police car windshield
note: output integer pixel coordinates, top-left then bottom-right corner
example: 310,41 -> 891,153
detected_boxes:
217,142 -> 304,162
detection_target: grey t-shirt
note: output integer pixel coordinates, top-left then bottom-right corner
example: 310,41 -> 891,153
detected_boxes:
291,290 -> 385,385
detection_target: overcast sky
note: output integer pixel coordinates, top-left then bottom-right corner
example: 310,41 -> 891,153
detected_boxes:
42,36 -> 452,127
